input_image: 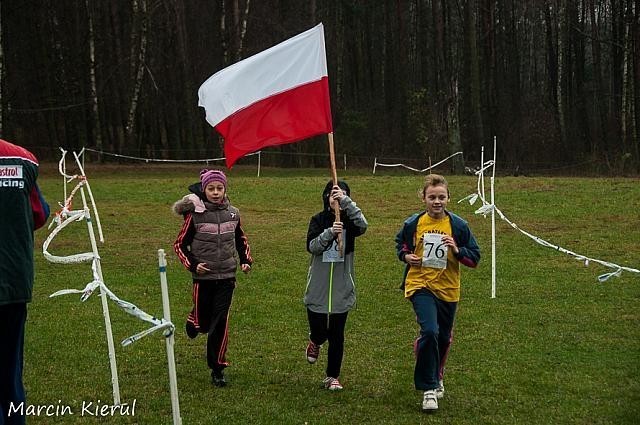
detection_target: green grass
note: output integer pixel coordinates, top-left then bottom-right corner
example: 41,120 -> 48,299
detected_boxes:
23,164 -> 640,424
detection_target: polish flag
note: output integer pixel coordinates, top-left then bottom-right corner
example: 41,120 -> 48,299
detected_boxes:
198,23 -> 333,168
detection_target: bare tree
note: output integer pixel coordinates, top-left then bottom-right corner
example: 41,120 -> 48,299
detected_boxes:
463,0 -> 484,150
447,78 -> 463,173
556,0 -> 569,149
126,0 -> 148,145
236,0 -> 250,60
86,0 -> 102,150
621,0 -> 637,169
589,0 -> 607,153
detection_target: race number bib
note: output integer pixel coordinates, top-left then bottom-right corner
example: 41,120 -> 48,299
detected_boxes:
422,233 -> 448,269
322,229 -> 346,263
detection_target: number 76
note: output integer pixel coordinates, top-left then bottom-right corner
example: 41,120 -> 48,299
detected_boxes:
425,242 -> 445,258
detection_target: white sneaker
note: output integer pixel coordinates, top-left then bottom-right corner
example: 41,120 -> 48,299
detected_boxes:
323,377 -> 343,391
422,390 -> 438,411
435,380 -> 444,399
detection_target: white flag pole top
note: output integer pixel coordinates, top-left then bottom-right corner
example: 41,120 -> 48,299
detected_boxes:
198,23 -> 328,128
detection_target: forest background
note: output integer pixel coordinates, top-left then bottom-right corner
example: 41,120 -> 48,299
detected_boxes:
1,0 -> 639,174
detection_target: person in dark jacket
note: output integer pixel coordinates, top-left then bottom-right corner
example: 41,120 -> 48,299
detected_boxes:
395,174 -> 480,412
304,179 -> 368,391
173,169 -> 252,387
0,139 -> 49,425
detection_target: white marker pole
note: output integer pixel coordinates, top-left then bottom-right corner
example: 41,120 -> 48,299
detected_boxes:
80,188 -> 121,405
491,137 -> 497,299
74,152 -> 104,243
158,249 -> 182,425
257,151 -> 261,178
480,146 -> 486,200
61,149 -> 68,204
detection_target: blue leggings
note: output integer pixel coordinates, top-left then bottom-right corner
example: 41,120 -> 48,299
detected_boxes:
410,289 -> 457,391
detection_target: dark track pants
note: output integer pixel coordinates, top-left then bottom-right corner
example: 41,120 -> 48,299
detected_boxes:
188,279 -> 235,372
0,303 -> 27,425
410,289 -> 457,391
307,309 -> 348,379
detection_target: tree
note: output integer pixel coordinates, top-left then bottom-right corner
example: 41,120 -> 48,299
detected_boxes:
86,0 -> 102,151
462,0 -> 484,152
125,0 -> 148,148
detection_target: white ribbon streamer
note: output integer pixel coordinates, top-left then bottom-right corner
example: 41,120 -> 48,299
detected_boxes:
374,151 -> 464,174
43,210 -> 96,264
459,179 -> 639,282
51,277 -> 175,346
46,149 -> 175,348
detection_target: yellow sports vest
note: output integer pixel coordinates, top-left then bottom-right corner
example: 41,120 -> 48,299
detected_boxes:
404,214 -> 461,302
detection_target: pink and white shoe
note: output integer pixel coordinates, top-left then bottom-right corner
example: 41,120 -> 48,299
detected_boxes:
323,377 -> 343,391
306,341 -> 321,364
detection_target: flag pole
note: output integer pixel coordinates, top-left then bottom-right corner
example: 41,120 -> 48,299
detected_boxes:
327,132 -> 343,256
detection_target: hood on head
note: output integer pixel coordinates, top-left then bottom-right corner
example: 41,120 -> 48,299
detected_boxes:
322,179 -> 350,210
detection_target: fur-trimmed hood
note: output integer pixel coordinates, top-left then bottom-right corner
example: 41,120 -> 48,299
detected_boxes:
172,182 -> 228,215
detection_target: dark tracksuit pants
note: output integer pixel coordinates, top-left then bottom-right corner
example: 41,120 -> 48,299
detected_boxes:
187,278 -> 235,372
307,309 -> 348,379
410,289 -> 457,391
0,303 -> 27,425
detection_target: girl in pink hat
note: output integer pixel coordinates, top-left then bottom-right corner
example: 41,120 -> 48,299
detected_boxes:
173,169 -> 253,387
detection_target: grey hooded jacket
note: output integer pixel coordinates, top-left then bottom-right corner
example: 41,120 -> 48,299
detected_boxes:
304,181 -> 368,314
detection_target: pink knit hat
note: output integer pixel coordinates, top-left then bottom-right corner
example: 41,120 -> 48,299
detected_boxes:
200,169 -> 227,190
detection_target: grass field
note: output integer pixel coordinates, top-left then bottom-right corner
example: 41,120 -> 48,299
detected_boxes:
22,164 -> 640,424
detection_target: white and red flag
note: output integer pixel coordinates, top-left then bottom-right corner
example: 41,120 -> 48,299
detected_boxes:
198,23 -> 333,168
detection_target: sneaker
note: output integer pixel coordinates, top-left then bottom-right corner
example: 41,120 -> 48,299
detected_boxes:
306,341 -> 320,364
422,390 -> 438,411
211,369 -> 226,387
435,380 -> 444,399
185,321 -> 198,339
323,377 -> 343,391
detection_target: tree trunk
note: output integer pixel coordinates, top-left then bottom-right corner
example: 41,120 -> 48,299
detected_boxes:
574,0 -> 592,154
448,79 -> 463,174
621,0 -> 637,170
611,0 -> 625,146
433,0 -> 445,95
556,0 -> 569,150
480,0 -> 497,144
589,0 -> 607,155
104,1 -> 126,154
220,0 -> 229,65
126,0 -> 148,145
464,0 -> 484,150
634,0 -> 640,171
236,0 -> 250,60
86,0 -> 102,150
173,0 -> 194,152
